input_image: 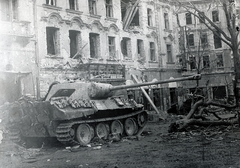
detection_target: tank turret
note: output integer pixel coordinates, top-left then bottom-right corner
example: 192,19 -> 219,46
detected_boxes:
88,74 -> 201,99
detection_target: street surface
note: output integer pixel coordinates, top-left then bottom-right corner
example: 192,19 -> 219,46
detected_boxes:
1,115 -> 240,168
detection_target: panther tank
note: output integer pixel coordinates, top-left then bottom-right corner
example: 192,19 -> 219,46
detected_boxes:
0,74 -> 201,146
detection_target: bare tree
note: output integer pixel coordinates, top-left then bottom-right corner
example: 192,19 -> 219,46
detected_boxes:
169,0 -> 240,132
176,0 -> 240,103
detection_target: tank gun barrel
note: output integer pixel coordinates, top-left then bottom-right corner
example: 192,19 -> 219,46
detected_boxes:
110,74 -> 201,91
88,74 -> 201,99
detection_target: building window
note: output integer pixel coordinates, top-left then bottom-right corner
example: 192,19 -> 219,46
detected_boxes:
187,34 -> 194,46
189,56 -> 196,70
108,36 -> 116,59
1,0 -> 18,21
69,30 -> 81,58
46,0 -> 56,6
203,56 -> 210,68
106,0 -> 113,18
89,33 -> 100,58
69,0 -> 78,10
212,10 -> 219,22
164,13 -> 169,30
217,54 -> 224,67
89,0 -> 97,15
137,39 -> 144,58
214,33 -> 222,49
186,13 -> 192,25
150,42 -> 155,61
200,33 -> 208,46
167,44 -> 173,63
213,86 -> 226,99
121,37 -> 132,59
46,27 -> 59,56
147,8 -> 153,26
199,12 -> 205,23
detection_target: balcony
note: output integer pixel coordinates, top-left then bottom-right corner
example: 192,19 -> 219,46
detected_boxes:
0,20 -> 33,46
0,20 -> 31,36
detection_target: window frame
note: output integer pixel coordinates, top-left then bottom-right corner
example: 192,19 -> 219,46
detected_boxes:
46,0 -> 57,6
216,53 -> 224,67
212,10 -> 219,22
89,33 -> 100,59
150,42 -> 156,61
1,0 -> 18,21
108,36 -> 116,59
147,8 -> 153,26
89,0 -> 97,15
186,13 -> 192,25
69,30 -> 81,58
203,55 -> 210,68
214,33 -> 222,49
106,0 -> 113,18
187,34 -> 194,47
46,27 -> 60,56
166,44 -> 173,63
164,13 -> 169,30
69,0 -> 78,10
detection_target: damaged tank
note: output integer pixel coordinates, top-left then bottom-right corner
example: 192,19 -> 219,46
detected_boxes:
0,74 -> 201,146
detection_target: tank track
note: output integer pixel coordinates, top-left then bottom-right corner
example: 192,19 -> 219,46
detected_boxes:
56,110 -> 148,146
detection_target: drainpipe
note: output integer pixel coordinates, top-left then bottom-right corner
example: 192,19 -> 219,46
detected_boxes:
33,0 -> 40,99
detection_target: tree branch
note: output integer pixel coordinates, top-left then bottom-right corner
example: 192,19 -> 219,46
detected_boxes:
180,3 -> 233,48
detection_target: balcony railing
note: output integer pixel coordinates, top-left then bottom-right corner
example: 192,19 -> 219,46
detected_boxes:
0,20 -> 31,37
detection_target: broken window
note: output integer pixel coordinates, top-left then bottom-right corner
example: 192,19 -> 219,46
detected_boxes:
130,8 -> 139,26
217,54 -> 224,67
1,0 -> 18,21
137,39 -> 144,58
69,0 -> 78,10
213,86 -> 226,99
187,34 -> 194,46
164,13 -> 169,30
46,0 -> 56,6
106,0 -> 113,18
69,30 -> 81,58
89,33 -> 100,58
150,42 -> 155,61
212,10 -> 219,22
147,8 -> 153,26
108,36 -> 116,59
121,37 -> 132,59
203,56 -> 210,68
186,13 -> 192,25
199,12 -> 205,23
189,56 -> 196,70
46,27 -> 59,56
214,33 -> 222,49
167,44 -> 173,63
200,33 -> 208,46
89,0 -> 97,15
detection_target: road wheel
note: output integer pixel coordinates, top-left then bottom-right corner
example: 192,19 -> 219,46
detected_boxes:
110,120 -> 123,135
95,123 -> 110,139
138,112 -> 148,127
124,118 -> 138,136
76,124 -> 92,146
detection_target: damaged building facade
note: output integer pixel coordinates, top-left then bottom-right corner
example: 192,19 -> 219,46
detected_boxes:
0,0 -> 239,112
0,0 -> 37,104
35,0 -> 180,111
175,0 -> 240,104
